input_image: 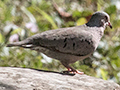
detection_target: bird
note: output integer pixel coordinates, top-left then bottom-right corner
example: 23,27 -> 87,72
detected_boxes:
7,11 -> 112,74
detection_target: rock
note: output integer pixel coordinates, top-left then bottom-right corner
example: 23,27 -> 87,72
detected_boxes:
0,67 -> 119,90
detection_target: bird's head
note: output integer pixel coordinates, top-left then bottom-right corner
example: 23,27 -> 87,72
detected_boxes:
86,11 -> 112,29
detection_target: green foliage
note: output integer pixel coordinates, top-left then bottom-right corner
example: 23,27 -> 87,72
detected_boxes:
97,0 -> 104,11
105,5 -> 117,15
0,0 -> 120,84
76,17 -> 87,26
72,10 -> 82,19
33,6 -> 58,29
0,33 -> 4,43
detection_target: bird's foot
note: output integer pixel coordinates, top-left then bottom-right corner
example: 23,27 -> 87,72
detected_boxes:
75,70 -> 84,75
62,68 -> 84,75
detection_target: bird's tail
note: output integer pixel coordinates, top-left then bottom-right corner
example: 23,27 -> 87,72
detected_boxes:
7,41 -> 24,47
7,43 -> 20,47
7,40 -> 40,52
6,39 -> 31,47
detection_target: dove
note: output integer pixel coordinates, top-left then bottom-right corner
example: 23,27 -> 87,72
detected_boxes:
7,11 -> 112,74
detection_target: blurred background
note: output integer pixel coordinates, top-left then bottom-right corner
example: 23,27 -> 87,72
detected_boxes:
0,0 -> 120,84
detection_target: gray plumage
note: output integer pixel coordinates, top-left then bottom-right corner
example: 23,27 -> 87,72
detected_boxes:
7,11 -> 112,74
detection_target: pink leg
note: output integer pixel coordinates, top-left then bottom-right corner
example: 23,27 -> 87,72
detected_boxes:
62,62 -> 84,75
66,67 -> 84,75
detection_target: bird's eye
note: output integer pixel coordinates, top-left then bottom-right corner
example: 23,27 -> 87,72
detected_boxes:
105,16 -> 108,21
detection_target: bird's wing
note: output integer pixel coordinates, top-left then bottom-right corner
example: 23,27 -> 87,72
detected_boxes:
27,26 -> 95,56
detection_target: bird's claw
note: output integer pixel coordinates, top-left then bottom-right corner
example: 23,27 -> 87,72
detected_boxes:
62,69 -> 84,75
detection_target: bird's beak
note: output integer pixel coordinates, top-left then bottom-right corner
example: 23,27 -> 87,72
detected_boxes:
108,22 -> 112,29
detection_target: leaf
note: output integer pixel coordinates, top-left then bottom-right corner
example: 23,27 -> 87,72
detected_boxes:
11,28 -> 22,35
76,17 -> 87,26
72,11 -> 82,18
112,36 -> 120,41
105,5 -> 117,15
114,46 -> 120,52
100,69 -> 108,80
82,10 -> 92,17
0,33 -> 4,43
112,20 -> 120,28
97,0 -> 104,11
0,0 -> 12,23
111,58 -> 120,68
33,6 -> 58,29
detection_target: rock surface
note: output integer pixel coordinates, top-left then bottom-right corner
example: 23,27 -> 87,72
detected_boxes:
0,67 -> 119,90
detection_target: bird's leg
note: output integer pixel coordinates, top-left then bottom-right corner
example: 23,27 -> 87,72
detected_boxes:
66,66 -> 84,75
61,62 -> 84,75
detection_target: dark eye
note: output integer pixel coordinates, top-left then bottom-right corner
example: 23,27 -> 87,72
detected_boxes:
105,16 -> 108,21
